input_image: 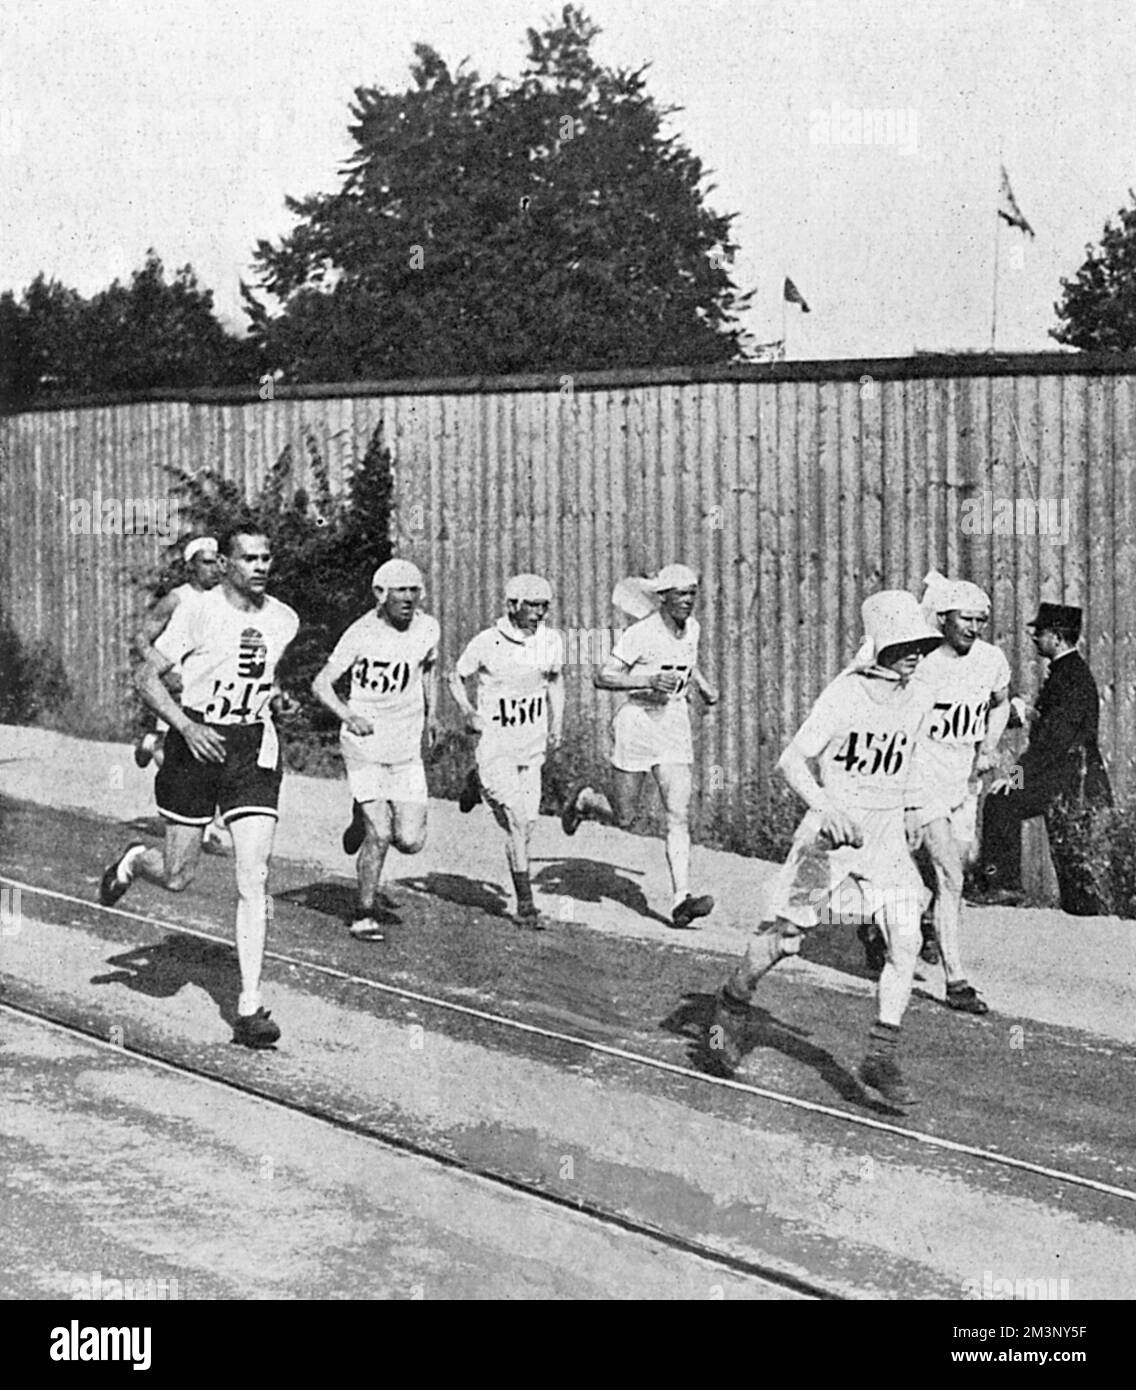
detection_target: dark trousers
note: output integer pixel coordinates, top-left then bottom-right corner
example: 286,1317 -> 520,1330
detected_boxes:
980,786 -> 1111,915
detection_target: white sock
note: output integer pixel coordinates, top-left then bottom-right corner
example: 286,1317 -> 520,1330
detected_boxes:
666,823 -> 691,905
117,844 -> 146,883
236,890 -> 268,1017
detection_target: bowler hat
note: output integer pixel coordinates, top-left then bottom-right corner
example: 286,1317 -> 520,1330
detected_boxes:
1027,602 -> 1082,637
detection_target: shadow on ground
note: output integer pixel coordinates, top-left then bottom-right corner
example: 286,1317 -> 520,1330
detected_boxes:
90,933 -> 239,1024
661,989 -> 897,1114
530,856 -> 670,926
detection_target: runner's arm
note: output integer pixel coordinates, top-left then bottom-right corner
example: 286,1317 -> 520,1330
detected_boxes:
311,659 -> 367,730
422,650 -> 440,745
594,655 -> 676,694
446,667 -> 485,733
132,591 -> 179,663
134,591 -> 184,691
976,686 -> 1010,771
692,666 -> 719,705
547,668 -> 565,745
777,742 -> 862,847
135,649 -> 225,763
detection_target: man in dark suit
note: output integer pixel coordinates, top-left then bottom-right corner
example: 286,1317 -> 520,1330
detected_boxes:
976,603 -> 1113,914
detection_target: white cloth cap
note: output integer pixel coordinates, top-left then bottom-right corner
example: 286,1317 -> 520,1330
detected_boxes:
505,573 -> 552,603
612,577 -> 661,619
372,559 -> 424,592
183,536 -> 218,563
648,563 -> 699,593
921,568 -> 991,621
849,590 -> 943,670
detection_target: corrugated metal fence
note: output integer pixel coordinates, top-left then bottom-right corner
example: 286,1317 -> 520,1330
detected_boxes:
3,355 -> 1134,895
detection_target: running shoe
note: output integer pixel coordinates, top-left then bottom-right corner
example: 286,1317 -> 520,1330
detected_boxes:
458,768 -> 482,813
232,1008 -> 281,1049
348,916 -> 386,942
560,784 -> 588,837
97,841 -> 146,906
515,902 -> 547,931
342,801 -> 366,856
919,929 -> 941,967
946,982 -> 989,1015
858,1054 -> 916,1109
672,894 -> 715,929
133,732 -> 162,769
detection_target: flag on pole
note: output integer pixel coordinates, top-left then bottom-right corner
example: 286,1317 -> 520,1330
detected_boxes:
997,165 -> 1035,237
783,277 -> 810,312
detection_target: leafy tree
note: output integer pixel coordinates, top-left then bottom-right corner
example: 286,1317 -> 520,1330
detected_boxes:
1052,190 -> 1136,352
1,252 -> 258,402
246,5 -> 750,381
80,252 -> 259,392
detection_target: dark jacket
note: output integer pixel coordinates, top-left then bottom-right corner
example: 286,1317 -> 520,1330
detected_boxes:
1021,650 -> 1112,806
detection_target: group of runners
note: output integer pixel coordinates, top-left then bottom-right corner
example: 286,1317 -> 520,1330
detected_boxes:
99,525 -> 1017,1109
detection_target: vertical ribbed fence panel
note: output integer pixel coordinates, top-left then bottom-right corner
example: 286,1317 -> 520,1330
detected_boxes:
4,355 -> 1136,900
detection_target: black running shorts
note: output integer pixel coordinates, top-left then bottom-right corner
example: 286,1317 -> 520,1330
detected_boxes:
155,715 -> 283,826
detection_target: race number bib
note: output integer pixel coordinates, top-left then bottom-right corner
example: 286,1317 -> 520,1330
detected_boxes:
927,699 -> 989,743
492,693 -> 545,728
831,729 -> 909,777
204,679 -> 273,723
352,657 -> 413,697
659,663 -> 692,695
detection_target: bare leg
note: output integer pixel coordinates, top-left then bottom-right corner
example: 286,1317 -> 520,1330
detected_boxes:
727,916 -> 804,999
654,762 -> 693,908
132,823 -> 204,892
922,817 -> 966,984
228,814 -> 276,1016
357,800 -> 392,913
876,900 -> 921,1027
390,800 -> 428,857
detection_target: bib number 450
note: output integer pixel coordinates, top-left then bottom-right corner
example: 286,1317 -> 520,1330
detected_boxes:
493,694 -> 545,727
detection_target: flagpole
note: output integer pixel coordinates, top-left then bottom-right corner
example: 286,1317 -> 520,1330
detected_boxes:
782,285 -> 788,360
990,150 -> 1002,351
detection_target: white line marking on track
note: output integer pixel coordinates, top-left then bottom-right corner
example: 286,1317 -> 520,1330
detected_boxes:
5,872 -> 1135,1207
0,998 -> 822,1299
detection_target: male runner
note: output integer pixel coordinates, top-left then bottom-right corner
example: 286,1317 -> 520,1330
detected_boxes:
448,574 -> 565,927
311,559 -> 439,941
99,524 -> 300,1049
133,535 -> 228,852
705,591 -> 942,1110
560,563 -> 719,930
902,571 -> 1010,1014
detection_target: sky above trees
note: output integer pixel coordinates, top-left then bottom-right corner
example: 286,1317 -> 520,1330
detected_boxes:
3,0 -> 1136,359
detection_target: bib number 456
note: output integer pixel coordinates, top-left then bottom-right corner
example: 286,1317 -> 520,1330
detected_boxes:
832,729 -> 908,776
